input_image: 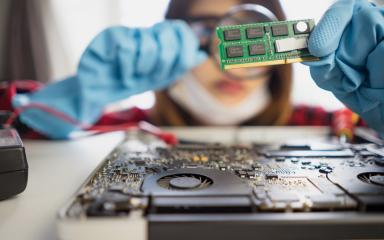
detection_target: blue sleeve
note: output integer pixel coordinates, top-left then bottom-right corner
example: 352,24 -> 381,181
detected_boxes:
12,21 -> 207,139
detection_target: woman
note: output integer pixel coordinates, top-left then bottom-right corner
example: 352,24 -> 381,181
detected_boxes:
152,0 -> 295,127
96,0 -> 333,129
4,0 -> 383,138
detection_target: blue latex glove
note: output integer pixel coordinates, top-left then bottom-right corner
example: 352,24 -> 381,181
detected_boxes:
304,0 -> 384,136
12,20 -> 207,139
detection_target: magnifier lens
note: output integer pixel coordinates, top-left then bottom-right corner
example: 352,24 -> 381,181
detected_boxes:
219,5 -> 276,26
210,4 -> 278,80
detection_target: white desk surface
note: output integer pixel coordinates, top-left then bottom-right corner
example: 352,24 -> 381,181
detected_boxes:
0,127 -> 330,240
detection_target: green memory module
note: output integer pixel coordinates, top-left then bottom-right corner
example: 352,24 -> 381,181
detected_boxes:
216,19 -> 319,70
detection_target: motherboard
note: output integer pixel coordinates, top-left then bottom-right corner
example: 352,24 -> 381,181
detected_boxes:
62,130 -> 384,220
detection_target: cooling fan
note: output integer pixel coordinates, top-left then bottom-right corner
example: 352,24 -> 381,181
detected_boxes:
157,174 -> 213,191
141,168 -> 252,197
358,172 -> 384,187
142,168 -> 254,214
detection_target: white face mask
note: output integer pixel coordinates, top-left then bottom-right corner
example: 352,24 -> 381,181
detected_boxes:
168,72 -> 270,126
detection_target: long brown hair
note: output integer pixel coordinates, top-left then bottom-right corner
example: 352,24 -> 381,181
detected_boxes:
151,0 -> 293,126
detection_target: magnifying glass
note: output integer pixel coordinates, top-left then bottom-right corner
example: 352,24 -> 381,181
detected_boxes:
189,4 -> 279,80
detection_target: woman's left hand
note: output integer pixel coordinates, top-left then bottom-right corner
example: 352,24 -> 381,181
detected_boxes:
304,0 -> 384,136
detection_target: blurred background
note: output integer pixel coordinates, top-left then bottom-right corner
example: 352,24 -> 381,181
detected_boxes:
0,0 -> 343,111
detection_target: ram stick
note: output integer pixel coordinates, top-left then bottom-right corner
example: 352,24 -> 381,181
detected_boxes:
216,19 -> 319,70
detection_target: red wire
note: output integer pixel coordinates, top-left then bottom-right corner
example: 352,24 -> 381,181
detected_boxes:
4,103 -> 138,132
4,103 -> 89,128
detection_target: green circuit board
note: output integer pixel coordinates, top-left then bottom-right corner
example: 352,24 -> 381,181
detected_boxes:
216,19 -> 319,70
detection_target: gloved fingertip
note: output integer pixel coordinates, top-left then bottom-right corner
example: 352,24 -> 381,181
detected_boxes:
182,51 -> 208,73
308,0 -> 355,57
173,20 -> 204,69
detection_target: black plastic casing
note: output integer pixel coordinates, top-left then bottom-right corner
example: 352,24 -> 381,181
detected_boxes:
0,129 -> 28,200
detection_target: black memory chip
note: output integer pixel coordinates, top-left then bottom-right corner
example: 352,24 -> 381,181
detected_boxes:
249,43 -> 266,56
223,29 -> 241,41
226,46 -> 244,58
246,27 -> 264,39
272,24 -> 289,36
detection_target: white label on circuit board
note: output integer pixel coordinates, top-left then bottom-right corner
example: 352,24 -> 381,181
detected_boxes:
275,37 -> 308,53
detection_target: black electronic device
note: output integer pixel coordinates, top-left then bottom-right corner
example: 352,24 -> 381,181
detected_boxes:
58,129 -> 384,240
0,129 -> 28,200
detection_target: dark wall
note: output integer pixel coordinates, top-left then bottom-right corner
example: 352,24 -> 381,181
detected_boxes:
0,0 -> 11,81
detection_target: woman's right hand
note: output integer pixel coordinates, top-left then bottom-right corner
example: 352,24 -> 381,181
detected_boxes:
12,20 -> 207,139
78,20 -> 207,96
